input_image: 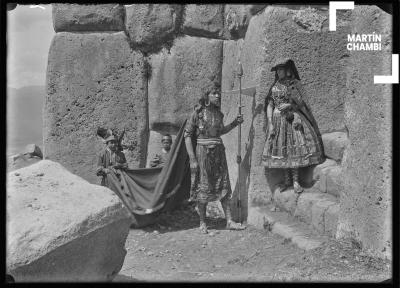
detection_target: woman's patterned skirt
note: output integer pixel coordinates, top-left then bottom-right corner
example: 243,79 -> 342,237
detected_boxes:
189,142 -> 232,203
262,109 -> 324,168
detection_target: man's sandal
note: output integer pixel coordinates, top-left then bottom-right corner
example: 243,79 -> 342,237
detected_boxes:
199,223 -> 208,234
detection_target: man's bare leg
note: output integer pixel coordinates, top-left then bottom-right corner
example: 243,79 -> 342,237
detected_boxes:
197,202 -> 208,234
221,197 -> 246,230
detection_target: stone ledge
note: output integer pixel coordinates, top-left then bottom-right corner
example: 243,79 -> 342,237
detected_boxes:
313,159 -> 337,182
248,206 -> 328,250
314,164 -> 344,198
322,131 -> 349,161
294,191 -> 338,234
271,186 -> 339,238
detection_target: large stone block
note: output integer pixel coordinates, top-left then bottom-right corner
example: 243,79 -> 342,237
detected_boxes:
222,13 -> 270,213
7,160 -> 131,282
314,164 -> 343,198
313,158 -> 337,182
125,4 -> 183,53
52,4 -> 125,32
322,131 -> 349,161
45,32 -> 148,184
273,188 -> 299,214
248,5 -> 268,15
182,5 -> 224,38
294,192 -> 336,224
338,5 -> 392,260
148,36 -> 223,131
223,5 -> 261,40
7,155 -> 42,173
325,165 -> 344,198
23,144 -> 43,159
311,200 -> 336,234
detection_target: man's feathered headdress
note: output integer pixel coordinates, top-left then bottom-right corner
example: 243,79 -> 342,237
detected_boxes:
97,127 -> 125,149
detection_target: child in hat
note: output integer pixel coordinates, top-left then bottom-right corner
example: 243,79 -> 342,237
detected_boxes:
96,134 -> 128,186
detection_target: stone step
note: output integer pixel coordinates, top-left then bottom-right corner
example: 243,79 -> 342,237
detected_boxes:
322,131 -> 349,162
248,205 -> 330,251
294,191 -> 339,237
313,159 -> 343,198
272,187 -> 339,238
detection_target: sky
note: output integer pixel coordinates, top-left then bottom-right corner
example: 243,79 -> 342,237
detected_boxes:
7,4 -> 54,89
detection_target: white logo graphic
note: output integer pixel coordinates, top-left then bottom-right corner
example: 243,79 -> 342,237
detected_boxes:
329,1 -> 354,31
374,54 -> 399,84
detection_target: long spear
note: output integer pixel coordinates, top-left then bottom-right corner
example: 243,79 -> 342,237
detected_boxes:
236,61 -> 243,223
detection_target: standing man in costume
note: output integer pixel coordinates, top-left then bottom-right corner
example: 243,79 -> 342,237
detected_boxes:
150,134 -> 173,168
262,58 -> 325,193
96,134 -> 128,187
184,86 -> 246,234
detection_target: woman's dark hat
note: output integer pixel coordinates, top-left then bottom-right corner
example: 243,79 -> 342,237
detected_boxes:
271,58 -> 292,71
270,58 -> 300,80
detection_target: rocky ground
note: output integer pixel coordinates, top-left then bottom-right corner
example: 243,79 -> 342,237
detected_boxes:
115,202 -> 391,282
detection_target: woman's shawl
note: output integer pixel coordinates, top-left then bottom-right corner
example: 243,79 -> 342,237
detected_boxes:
288,79 -> 325,157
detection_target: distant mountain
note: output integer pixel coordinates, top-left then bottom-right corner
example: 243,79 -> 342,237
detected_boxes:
7,85 -> 44,156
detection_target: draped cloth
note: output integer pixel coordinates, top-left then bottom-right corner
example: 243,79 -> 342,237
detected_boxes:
105,121 -> 190,228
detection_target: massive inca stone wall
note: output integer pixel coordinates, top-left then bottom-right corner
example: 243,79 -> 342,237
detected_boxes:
148,36 -> 223,132
338,6 -> 392,260
45,3 -> 264,191
45,4 -> 392,259
45,5 -> 148,184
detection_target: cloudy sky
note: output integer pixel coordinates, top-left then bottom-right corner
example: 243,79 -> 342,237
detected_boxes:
7,4 -> 54,89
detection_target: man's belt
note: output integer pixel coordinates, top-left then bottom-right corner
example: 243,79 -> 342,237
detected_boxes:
196,138 -> 223,145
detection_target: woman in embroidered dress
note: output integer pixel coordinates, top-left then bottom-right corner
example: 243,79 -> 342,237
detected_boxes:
262,58 -> 325,193
184,86 -> 246,234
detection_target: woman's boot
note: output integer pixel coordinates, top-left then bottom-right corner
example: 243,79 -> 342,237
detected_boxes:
292,168 -> 304,194
279,169 -> 292,192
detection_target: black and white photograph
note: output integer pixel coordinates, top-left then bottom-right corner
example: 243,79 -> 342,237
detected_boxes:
5,1 -> 398,283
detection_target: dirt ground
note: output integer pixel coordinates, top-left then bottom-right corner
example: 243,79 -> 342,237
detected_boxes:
116,202 -> 391,282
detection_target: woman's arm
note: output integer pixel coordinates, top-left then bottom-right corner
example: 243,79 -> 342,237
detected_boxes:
266,102 -> 273,122
266,100 -> 275,138
96,153 -> 106,176
185,137 -> 199,171
184,111 -> 199,170
288,79 -> 306,109
185,137 -> 196,161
